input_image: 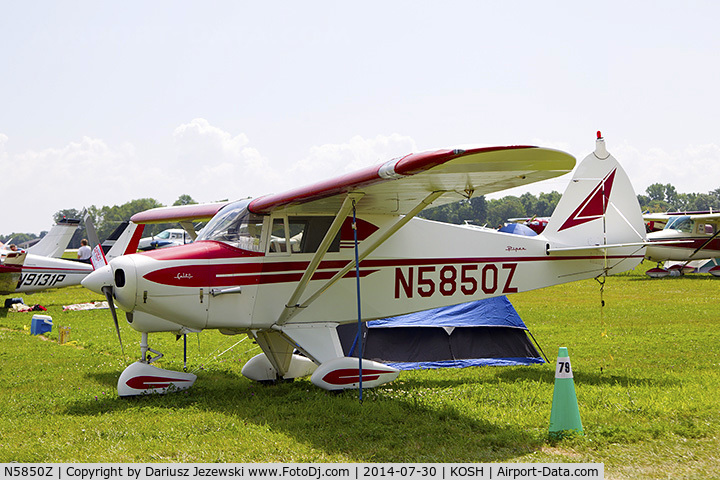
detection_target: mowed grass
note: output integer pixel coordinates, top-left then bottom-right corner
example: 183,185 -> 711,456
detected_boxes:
1,263 -> 719,479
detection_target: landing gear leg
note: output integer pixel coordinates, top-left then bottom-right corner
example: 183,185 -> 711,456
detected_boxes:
140,332 -> 164,364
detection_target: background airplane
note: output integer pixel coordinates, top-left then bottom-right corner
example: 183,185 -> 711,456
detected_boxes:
643,211 -> 720,277
1,218 -> 143,296
1,217 -> 87,295
137,228 -> 193,251
506,216 -> 550,235
83,134 -> 648,396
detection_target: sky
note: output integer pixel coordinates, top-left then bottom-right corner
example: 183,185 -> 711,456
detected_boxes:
2,1 -> 720,235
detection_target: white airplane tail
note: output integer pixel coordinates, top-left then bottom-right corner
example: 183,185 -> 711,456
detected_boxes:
26,218 -> 81,258
87,221 -> 144,270
541,133 -> 646,267
105,221 -> 144,261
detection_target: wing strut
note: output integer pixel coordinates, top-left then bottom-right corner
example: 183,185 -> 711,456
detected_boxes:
277,193 -> 364,326
179,221 -> 198,241
282,191 -> 444,324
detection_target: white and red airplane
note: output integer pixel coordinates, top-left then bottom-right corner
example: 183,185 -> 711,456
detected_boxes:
1,217 -> 88,295
1,218 -> 142,296
82,133 -> 648,396
643,211 -> 720,277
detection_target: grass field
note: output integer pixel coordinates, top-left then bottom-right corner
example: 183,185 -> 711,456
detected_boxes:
1,263 -> 719,479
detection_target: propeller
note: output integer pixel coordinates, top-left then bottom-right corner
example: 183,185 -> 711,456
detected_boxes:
101,284 -> 125,355
83,264 -> 126,356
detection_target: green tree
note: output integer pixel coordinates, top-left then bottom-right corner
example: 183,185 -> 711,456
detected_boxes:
173,194 -> 197,206
646,183 -> 666,202
664,184 -> 678,207
92,198 -> 165,239
486,196 -> 526,228
469,196 -> 487,225
537,192 -> 561,216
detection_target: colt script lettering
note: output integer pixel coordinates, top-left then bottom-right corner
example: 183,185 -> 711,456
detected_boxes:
394,263 -> 518,298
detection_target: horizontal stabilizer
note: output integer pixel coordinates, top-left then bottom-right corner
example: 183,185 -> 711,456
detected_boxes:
548,239 -> 692,254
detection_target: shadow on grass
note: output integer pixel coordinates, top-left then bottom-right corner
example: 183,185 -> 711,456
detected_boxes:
65,368 -> 543,462
628,275 -> 719,282
492,366 -> 680,388
86,371 -> 122,388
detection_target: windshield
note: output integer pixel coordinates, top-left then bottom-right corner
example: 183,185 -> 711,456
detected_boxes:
156,231 -> 171,239
665,216 -> 693,233
196,199 -> 264,252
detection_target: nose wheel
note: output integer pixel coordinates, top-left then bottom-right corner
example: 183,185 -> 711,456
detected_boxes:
116,332 -> 196,397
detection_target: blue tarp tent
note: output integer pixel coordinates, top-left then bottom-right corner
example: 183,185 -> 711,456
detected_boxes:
338,296 -> 545,370
498,223 -> 538,236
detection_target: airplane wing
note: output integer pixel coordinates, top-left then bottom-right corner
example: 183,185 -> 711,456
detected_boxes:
643,212 -> 720,222
248,146 -> 575,215
130,202 -> 230,224
686,213 -> 720,222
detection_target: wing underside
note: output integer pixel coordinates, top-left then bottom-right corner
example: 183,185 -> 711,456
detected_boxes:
644,212 -> 720,223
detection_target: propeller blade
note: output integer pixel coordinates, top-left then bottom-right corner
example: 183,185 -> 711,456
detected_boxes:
101,285 -> 125,355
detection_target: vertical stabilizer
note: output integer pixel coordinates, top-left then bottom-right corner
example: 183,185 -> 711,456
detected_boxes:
26,218 -> 80,258
105,222 -> 145,261
542,133 -> 645,249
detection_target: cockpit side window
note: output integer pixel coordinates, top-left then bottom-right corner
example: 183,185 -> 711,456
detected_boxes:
665,216 -> 693,233
269,216 -> 341,254
268,217 -> 289,254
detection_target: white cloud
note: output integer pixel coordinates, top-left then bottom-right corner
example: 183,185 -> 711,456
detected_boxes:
22,122 -> 720,235
616,142 -> 720,197
173,118 -> 252,162
288,133 -> 418,187
169,118 -> 277,201
0,133 -> 8,162
1,136 -> 144,234
2,120 -> 425,235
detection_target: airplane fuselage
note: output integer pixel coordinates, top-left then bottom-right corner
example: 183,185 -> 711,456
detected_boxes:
645,217 -> 720,262
0,254 -> 93,295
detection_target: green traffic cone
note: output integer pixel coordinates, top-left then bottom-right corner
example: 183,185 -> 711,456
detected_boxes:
549,346 -> 583,437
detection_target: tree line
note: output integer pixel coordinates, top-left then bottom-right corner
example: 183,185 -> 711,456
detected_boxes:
420,183 -> 720,226
637,184 -> 720,213
418,191 -> 562,227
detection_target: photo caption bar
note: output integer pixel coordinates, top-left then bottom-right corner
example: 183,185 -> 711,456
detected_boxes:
0,463 -> 604,480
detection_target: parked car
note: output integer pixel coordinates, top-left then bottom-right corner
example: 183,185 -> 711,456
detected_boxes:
137,229 -> 192,251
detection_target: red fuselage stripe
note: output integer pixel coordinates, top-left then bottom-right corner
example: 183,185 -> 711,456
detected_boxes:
141,255 -> 644,287
649,237 -> 720,252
